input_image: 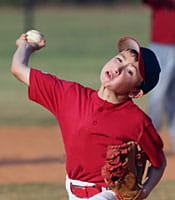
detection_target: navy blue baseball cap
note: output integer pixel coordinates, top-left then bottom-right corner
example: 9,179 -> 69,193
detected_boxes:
118,37 -> 161,94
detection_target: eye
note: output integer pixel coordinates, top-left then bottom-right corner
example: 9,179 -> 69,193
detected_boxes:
127,68 -> 133,75
116,57 -> 122,63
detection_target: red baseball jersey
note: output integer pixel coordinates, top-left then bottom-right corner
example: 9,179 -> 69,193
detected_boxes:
28,68 -> 164,186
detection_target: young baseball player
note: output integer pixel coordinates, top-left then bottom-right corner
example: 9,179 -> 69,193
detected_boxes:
11,33 -> 166,200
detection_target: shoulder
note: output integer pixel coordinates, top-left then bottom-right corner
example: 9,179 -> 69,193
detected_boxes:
30,68 -> 80,88
125,100 -> 151,124
29,68 -> 95,97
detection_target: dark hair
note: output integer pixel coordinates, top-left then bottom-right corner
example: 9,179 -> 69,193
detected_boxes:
126,48 -> 138,62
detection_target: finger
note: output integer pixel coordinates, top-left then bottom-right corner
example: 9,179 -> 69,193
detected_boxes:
16,34 -> 28,46
39,39 -> 46,47
21,33 -> 27,38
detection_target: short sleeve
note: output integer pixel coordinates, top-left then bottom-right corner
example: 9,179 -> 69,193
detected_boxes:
28,68 -> 76,116
139,122 -> 164,168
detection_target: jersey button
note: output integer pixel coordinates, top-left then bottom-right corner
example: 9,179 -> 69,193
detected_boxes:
92,120 -> 97,125
98,107 -> 104,112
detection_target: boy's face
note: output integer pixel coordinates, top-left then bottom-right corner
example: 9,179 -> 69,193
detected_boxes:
100,50 -> 143,95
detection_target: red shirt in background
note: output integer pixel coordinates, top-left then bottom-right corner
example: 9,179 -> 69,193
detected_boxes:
143,0 -> 175,43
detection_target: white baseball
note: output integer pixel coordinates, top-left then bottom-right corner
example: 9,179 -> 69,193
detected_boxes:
26,30 -> 44,43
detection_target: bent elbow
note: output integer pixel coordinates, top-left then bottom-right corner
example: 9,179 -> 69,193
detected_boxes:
10,64 -> 30,85
10,63 -> 24,79
10,64 -> 17,76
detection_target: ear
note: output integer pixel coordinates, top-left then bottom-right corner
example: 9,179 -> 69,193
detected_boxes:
128,88 -> 144,99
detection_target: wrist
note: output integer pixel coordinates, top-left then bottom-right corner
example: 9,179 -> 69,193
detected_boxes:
141,186 -> 151,199
18,42 -> 33,53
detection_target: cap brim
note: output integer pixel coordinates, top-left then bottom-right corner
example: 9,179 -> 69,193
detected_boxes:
118,37 -> 145,80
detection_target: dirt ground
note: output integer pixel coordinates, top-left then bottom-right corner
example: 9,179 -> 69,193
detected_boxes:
0,126 -> 174,184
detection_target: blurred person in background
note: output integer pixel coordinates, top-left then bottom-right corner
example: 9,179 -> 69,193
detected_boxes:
143,0 -> 175,154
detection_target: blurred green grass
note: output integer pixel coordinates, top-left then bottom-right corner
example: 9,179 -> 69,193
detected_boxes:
0,183 -> 67,200
0,5 -> 150,125
0,180 -> 174,200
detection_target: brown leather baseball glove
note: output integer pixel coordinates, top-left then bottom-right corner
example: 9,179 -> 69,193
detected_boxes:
101,141 -> 148,200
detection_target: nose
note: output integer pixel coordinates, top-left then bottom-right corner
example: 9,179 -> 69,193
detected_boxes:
114,66 -> 122,74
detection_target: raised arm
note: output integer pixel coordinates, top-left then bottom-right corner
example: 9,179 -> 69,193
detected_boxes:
11,34 -> 45,86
